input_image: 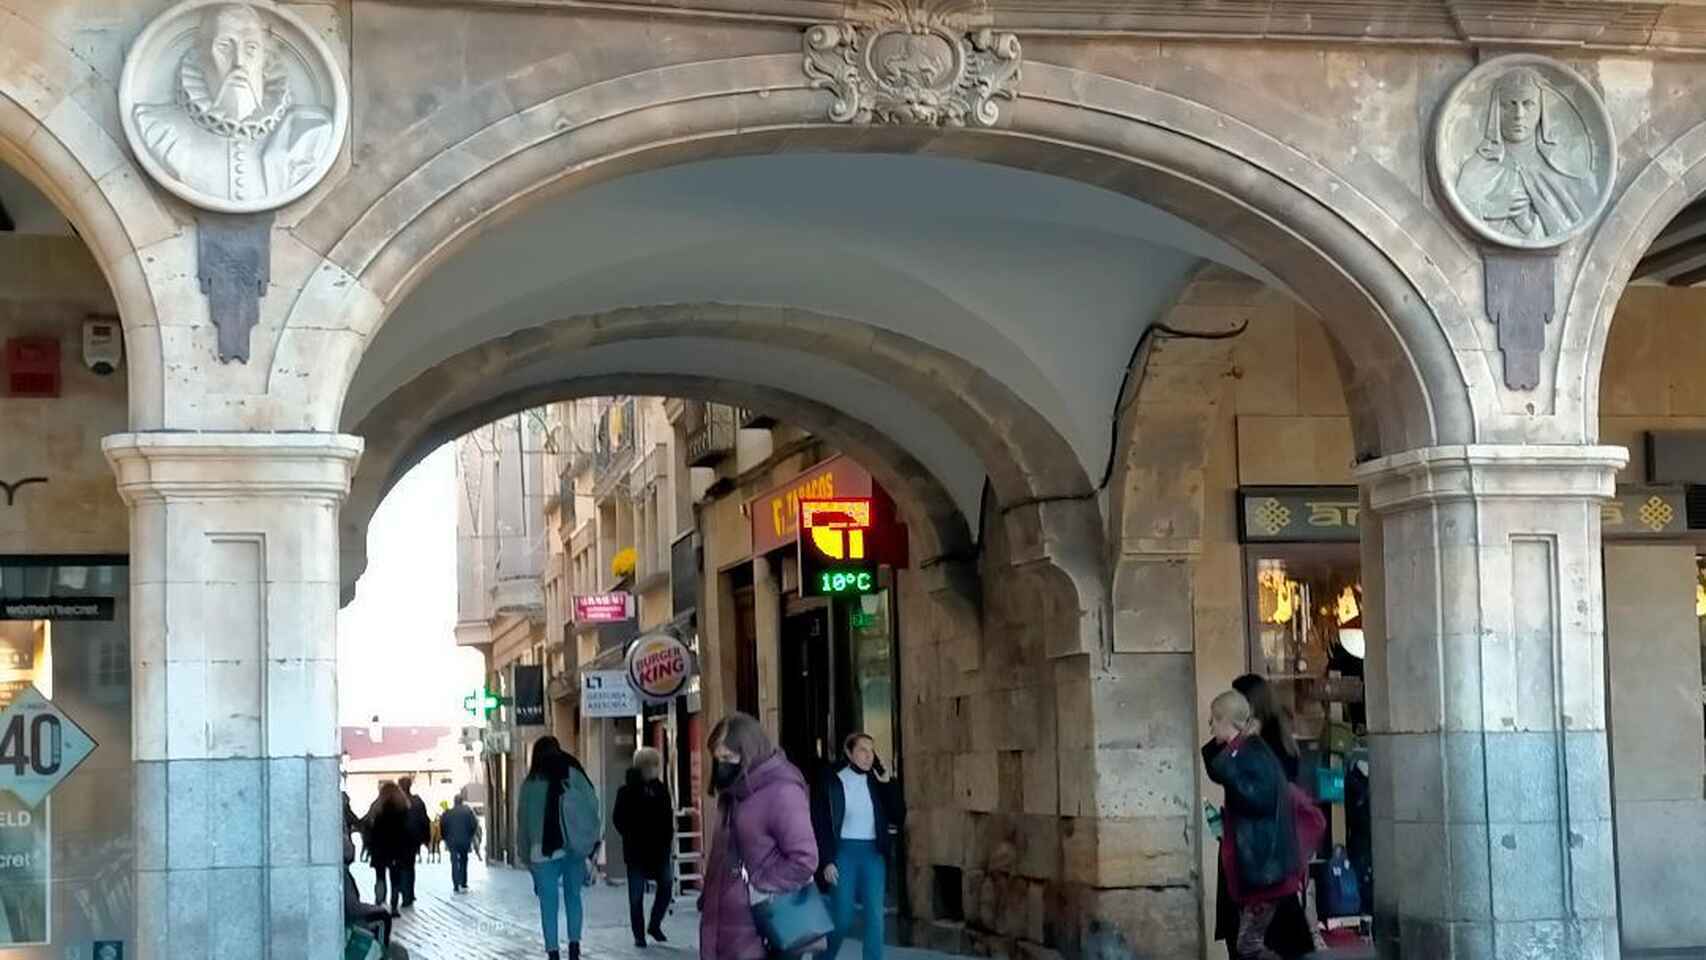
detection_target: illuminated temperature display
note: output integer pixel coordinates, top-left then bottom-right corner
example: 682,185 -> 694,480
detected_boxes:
818,569 -> 875,595
799,497 -> 878,596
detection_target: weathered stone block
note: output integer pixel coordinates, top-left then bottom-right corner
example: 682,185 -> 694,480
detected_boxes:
957,751 -> 1000,813
1093,746 -> 1195,820
1111,559 -> 1193,653
1061,815 -> 1194,888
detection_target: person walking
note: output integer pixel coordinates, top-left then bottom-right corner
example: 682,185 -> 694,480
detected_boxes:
1201,674 -> 1317,959
517,736 -> 602,960
812,733 -> 905,960
614,747 -> 677,948
365,781 -> 414,917
440,790 -> 483,893
399,775 -> 431,908
700,712 -> 819,960
1204,690 -> 1301,960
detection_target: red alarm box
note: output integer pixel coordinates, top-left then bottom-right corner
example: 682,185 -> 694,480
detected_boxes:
6,337 -> 61,397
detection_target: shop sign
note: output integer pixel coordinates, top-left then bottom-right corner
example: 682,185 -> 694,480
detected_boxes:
1241,485 -> 1689,542
0,597 -> 114,621
1602,487 -> 1687,538
0,688 -> 94,947
0,686 -> 97,808
799,498 -> 879,596
574,592 -> 635,624
1239,487 -> 1362,543
581,670 -> 639,718
751,456 -> 873,555
625,632 -> 694,703
512,665 -> 546,727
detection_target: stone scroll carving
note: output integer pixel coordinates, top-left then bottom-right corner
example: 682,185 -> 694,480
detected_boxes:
803,12 -> 1021,127
1432,54 -> 1616,390
120,0 -> 349,214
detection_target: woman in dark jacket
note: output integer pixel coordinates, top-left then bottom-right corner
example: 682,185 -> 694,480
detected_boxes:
699,712 -> 819,960
811,732 -> 905,960
1203,674 -> 1315,959
1205,690 -> 1301,960
614,746 -> 676,948
365,781 -> 414,917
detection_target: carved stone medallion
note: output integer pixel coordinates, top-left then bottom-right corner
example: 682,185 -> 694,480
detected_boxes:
1432,53 -> 1616,250
804,19 -> 1021,127
120,0 -> 348,213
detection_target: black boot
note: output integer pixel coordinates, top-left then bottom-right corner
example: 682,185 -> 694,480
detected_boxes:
546,952 -> 559,960
648,925 -> 668,944
569,944 -> 581,960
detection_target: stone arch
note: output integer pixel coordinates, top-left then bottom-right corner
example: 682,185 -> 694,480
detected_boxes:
290,53 -> 1484,459
0,5 -> 177,427
1562,112 -> 1706,436
343,370 -> 972,604
337,303 -> 1096,609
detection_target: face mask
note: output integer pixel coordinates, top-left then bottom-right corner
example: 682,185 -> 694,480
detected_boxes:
712,760 -> 742,789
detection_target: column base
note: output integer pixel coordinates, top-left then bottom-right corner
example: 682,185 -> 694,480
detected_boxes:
1380,916 -> 1619,960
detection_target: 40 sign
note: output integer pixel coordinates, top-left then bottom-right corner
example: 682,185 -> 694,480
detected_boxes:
0,686 -> 96,807
625,632 -> 693,704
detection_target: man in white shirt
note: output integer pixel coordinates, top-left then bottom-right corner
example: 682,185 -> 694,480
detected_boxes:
811,733 -> 906,960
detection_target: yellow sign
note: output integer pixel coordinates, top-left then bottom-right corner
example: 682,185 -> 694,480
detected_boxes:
802,499 -> 872,561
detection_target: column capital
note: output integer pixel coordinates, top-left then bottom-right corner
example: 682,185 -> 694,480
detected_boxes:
1354,443 -> 1627,515
102,431 -> 364,505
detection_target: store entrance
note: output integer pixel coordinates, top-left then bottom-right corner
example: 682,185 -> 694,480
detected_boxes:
780,603 -> 833,783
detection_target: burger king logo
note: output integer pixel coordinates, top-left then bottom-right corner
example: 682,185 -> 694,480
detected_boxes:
625,631 -> 693,703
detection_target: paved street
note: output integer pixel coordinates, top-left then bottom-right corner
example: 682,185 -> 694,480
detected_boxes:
381,855 -> 955,960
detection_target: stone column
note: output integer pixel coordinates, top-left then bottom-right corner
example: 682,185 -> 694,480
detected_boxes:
105,432 -> 363,960
1356,445 -> 1625,960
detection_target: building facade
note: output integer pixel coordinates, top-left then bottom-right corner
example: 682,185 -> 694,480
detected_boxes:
15,1 -> 1706,957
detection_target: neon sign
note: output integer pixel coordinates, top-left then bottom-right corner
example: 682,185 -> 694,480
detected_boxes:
817,569 -> 875,595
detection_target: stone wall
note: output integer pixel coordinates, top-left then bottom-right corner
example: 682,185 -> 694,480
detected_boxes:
0,233 -> 125,555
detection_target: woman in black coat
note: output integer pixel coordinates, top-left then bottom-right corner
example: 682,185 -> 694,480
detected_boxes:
612,747 -> 676,948
1203,674 -> 1318,959
364,781 -> 415,917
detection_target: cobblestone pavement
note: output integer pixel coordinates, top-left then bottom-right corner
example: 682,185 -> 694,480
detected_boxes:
378,854 -> 1380,960
381,855 -> 954,960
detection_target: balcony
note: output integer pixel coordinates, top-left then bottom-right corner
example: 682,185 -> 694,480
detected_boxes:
737,405 -> 776,429
637,443 -> 668,492
594,398 -> 637,499
686,404 -> 736,467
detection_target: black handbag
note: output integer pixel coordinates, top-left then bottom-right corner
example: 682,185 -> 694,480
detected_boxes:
729,807 -> 834,956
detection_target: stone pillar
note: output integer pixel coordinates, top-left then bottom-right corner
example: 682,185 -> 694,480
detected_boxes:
1356,445 -> 1625,960
105,432 -> 363,960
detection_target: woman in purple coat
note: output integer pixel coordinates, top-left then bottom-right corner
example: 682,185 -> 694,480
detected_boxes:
700,712 -> 820,960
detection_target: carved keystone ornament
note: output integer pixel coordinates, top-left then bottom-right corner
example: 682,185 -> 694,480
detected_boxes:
1432,54 -> 1616,391
120,0 -> 349,214
804,2 -> 1021,127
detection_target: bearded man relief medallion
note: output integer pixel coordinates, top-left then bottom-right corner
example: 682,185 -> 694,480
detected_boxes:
120,0 -> 348,213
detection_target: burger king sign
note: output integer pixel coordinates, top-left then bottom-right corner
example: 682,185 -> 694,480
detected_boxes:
625,631 -> 694,703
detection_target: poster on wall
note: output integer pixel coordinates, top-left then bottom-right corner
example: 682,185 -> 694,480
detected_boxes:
0,686 -> 98,946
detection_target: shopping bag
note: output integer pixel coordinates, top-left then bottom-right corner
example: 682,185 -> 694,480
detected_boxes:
344,926 -> 383,960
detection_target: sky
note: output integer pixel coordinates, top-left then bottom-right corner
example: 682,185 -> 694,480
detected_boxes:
337,443 -> 485,726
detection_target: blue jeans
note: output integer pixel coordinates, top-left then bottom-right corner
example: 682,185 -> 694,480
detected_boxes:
825,840 -> 885,960
449,848 -> 470,889
530,855 -> 586,949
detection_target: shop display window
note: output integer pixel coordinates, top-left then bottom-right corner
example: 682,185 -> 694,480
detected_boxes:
1244,545 -> 1366,742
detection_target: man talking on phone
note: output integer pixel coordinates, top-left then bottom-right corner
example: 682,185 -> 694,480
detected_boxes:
811,733 -> 906,960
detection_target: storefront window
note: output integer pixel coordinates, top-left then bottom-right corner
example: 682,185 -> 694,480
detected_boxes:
1246,546 -> 1364,741
0,558 -> 133,953
847,592 -> 895,764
